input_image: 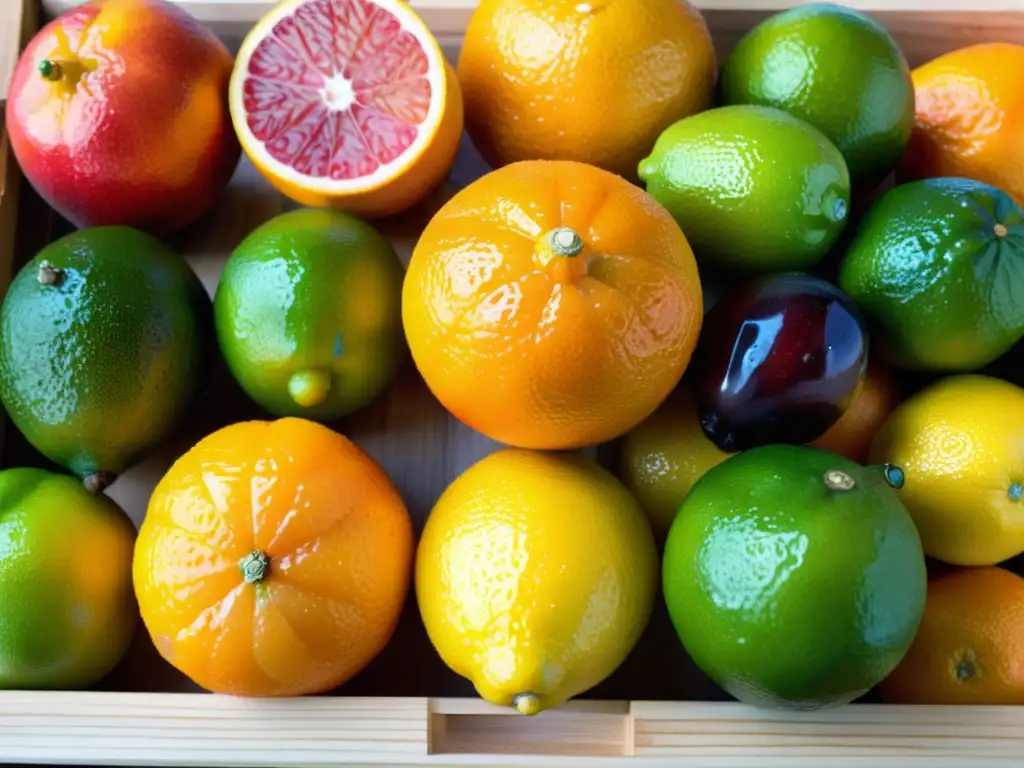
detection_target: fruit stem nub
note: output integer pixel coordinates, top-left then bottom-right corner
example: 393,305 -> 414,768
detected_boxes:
239,550 -> 269,584
38,59 -> 62,82
83,472 -> 115,495
824,469 -> 856,492
883,464 -> 906,490
288,369 -> 331,409
547,227 -> 584,258
1009,483 -> 1023,501
995,223 -> 1009,238
513,693 -> 542,716
37,261 -> 63,286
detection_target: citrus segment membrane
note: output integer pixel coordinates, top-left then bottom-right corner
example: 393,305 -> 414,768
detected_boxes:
239,0 -> 439,187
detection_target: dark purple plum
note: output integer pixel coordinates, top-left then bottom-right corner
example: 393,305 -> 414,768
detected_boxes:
690,273 -> 868,452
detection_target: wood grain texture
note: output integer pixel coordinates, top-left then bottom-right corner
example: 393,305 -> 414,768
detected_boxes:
2,693 -> 1024,766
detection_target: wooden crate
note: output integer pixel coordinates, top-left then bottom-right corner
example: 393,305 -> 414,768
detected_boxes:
2,0 -> 1024,765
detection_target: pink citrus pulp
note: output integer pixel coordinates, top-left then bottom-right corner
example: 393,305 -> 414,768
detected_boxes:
229,0 -> 463,218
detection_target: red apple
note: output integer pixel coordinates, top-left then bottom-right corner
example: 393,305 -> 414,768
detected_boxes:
5,0 -> 240,235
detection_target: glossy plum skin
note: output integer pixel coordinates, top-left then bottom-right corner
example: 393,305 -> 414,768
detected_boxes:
691,274 -> 869,452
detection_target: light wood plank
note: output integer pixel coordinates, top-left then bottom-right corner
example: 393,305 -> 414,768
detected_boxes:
3,694 -> 1024,766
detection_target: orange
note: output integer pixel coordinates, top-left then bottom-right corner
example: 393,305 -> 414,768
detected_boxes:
880,567 -> 1024,705
133,418 -> 414,697
900,43 -> 1024,205
229,0 -> 463,218
457,0 -> 716,180
402,160 -> 704,450
810,357 -> 900,464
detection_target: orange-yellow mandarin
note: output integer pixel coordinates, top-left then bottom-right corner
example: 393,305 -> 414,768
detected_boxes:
133,418 -> 414,697
881,567 -> 1024,705
901,43 -> 1024,206
402,160 -> 704,450
457,0 -> 716,180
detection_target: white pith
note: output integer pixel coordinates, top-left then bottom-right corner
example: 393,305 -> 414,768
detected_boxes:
320,73 -> 357,113
229,0 -> 447,193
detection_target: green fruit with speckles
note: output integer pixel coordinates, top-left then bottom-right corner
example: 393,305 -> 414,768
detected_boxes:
663,444 -> 926,710
718,3 -> 914,190
638,105 -> 850,273
0,467 -> 137,689
214,208 -> 405,421
839,178 -> 1024,371
0,228 -> 212,492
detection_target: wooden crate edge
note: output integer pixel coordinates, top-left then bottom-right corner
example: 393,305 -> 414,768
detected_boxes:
36,0 -> 1024,31
2,693 -> 1024,766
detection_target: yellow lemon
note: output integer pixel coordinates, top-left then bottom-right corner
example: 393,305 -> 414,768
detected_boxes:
869,375 -> 1024,566
416,449 -> 658,715
618,384 -> 730,538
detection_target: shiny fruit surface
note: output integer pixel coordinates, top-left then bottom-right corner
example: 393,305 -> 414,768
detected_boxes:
839,177 -> 1024,372
402,160 -> 703,450
691,273 -> 868,452
664,445 -> 926,709
880,567 -> 1024,705
457,0 -> 716,180
638,105 -> 850,273
214,208 -> 405,421
719,3 -> 914,190
134,418 -> 414,696
869,375 -> 1024,566
0,227 -> 212,490
901,43 -> 1024,207
0,468 -> 137,689
618,384 -> 731,538
416,449 -> 658,715
810,357 -> 900,464
5,0 -> 239,235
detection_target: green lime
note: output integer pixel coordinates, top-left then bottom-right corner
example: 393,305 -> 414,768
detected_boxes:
0,468 -> 137,688
214,208 -> 405,421
663,445 -> 926,709
638,105 -> 850,273
0,228 -> 212,492
839,178 -> 1024,371
719,3 -> 914,190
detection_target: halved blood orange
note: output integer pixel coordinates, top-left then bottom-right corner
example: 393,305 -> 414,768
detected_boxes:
229,0 -> 463,218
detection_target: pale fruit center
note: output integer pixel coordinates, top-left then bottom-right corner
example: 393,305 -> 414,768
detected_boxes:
242,0 -> 433,180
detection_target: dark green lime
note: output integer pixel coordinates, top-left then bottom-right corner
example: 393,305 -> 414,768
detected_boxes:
638,105 -> 850,273
839,177 -> 1024,371
0,228 -> 211,490
719,3 -> 914,190
214,208 -> 405,421
663,444 -> 926,709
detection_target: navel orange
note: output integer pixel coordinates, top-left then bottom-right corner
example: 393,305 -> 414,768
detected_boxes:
402,160 -> 704,450
133,418 -> 414,697
229,0 -> 463,218
880,567 -> 1024,705
457,0 -> 716,180
900,43 -> 1024,206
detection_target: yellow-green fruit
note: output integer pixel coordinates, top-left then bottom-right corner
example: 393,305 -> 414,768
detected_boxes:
869,375 -> 1024,566
416,449 -> 658,715
619,385 -> 730,537
0,468 -> 137,689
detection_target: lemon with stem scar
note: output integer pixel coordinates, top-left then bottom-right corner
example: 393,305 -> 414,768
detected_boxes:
416,449 -> 658,716
870,374 -> 1024,566
215,207 -> 405,421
